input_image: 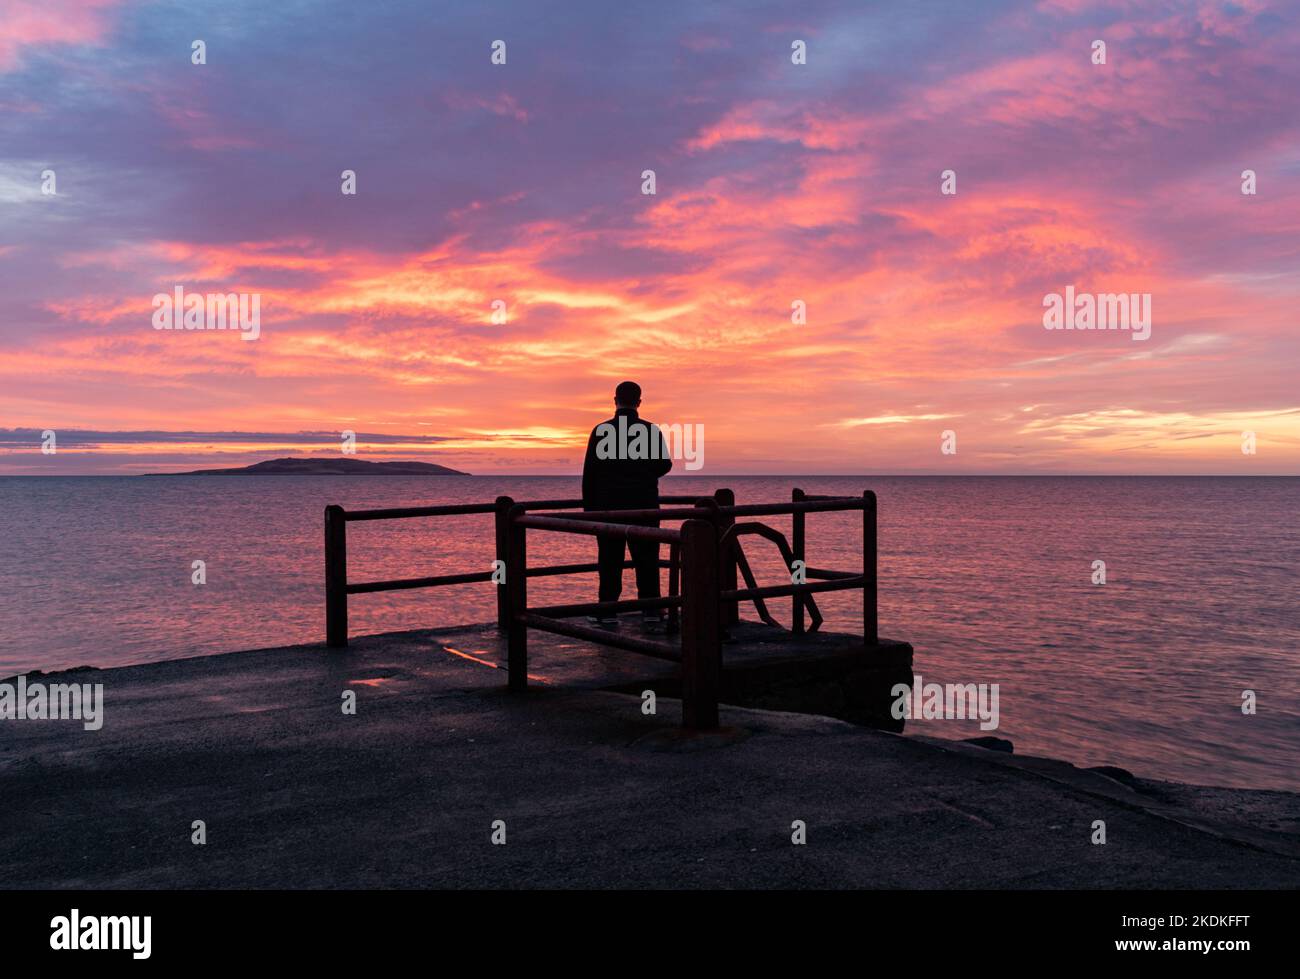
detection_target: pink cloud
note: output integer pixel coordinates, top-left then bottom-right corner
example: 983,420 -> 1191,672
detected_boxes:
0,0 -> 122,71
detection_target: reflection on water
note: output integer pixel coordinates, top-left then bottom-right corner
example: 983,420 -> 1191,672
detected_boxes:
1,474 -> 1296,790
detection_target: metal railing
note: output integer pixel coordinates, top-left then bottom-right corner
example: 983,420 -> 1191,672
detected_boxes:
323,493 -> 731,648
324,488 -> 878,729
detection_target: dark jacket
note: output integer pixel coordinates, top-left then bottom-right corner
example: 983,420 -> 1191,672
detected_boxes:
582,408 -> 673,511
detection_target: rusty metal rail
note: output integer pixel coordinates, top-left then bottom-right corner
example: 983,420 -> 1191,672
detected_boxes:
323,486 -> 880,730
324,493 -> 728,646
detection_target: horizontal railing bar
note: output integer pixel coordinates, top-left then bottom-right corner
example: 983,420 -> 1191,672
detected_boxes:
529,594 -> 682,618
349,569 -> 492,592
549,499 -> 864,523
542,507 -> 710,522
346,502 -> 497,521
516,515 -> 682,543
345,496 -> 705,522
348,558 -> 674,594
521,613 -> 682,662
514,497 -> 698,511
721,576 -> 865,602
527,558 -> 673,579
804,566 -> 860,580
799,494 -> 861,502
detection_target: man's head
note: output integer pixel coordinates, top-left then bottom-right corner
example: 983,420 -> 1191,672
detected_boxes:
614,380 -> 642,409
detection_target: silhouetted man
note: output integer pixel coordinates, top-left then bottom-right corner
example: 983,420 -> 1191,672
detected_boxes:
582,381 -> 672,627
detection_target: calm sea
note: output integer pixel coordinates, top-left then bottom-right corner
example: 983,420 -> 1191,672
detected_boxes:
1,475 -> 1296,791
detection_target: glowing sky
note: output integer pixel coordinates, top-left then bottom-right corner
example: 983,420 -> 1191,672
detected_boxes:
2,0 -> 1298,474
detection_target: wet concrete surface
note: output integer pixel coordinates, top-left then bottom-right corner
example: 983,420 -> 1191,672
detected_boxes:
2,621 -> 1297,888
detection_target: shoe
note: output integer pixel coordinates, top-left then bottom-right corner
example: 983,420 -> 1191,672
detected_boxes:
641,611 -> 666,633
586,614 -> 617,626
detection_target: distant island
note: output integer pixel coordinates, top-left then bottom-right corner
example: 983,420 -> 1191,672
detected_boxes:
153,457 -> 471,476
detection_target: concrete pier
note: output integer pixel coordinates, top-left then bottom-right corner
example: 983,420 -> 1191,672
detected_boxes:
2,621 -> 1297,889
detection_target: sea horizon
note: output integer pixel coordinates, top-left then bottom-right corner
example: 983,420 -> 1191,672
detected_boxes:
6,471 -> 1300,478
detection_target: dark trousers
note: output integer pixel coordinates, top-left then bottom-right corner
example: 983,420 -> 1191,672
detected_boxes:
597,520 -> 661,604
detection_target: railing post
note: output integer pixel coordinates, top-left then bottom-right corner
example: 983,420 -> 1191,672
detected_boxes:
791,487 -> 806,634
680,519 -> 720,729
863,490 -> 878,645
505,504 -> 528,692
714,488 -> 739,627
695,495 -> 725,636
325,505 -> 348,648
494,496 -> 514,633
666,540 -> 681,634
